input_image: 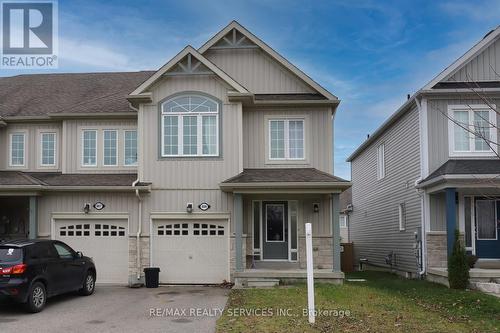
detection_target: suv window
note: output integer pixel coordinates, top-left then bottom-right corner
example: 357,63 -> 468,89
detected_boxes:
53,243 -> 74,259
26,243 -> 59,261
0,247 -> 23,264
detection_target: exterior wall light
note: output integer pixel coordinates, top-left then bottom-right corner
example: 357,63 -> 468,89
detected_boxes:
186,203 -> 193,213
313,203 -> 320,213
83,203 -> 91,214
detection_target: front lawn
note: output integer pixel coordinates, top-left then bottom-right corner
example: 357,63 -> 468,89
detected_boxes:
216,271 -> 500,333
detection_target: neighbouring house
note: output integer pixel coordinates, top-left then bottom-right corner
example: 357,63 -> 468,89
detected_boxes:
0,21 -> 350,286
339,187 -> 352,242
347,27 -> 500,286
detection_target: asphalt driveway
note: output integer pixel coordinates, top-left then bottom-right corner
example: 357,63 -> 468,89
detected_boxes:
0,285 -> 230,333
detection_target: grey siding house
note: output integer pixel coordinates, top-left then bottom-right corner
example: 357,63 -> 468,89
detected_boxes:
0,21 -> 350,286
348,27 -> 500,284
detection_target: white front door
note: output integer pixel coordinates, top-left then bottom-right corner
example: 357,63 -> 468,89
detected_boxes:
152,220 -> 229,284
55,219 -> 129,284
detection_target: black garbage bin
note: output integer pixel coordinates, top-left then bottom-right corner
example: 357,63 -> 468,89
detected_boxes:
144,267 -> 160,288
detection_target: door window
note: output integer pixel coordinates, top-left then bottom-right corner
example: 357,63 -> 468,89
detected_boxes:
266,204 -> 285,242
476,200 -> 497,240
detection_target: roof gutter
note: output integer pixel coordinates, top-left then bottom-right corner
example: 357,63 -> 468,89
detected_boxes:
227,92 -> 340,107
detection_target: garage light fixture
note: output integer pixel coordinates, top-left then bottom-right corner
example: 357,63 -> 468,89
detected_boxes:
83,203 -> 91,214
186,203 -> 193,213
313,203 -> 320,213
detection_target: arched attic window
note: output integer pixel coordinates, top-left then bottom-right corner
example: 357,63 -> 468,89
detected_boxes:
161,94 -> 220,157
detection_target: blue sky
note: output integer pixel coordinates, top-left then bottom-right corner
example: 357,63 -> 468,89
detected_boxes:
2,0 -> 500,179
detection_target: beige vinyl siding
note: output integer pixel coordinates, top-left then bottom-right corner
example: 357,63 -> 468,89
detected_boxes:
63,119 -> 137,173
446,37 -> 500,82
2,122 -> 62,172
204,48 -> 316,94
427,97 -> 500,174
243,107 -> 333,172
37,192 -> 138,237
350,107 -> 421,274
141,75 -> 241,189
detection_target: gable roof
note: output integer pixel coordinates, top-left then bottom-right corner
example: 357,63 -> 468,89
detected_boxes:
0,71 -> 154,118
423,26 -> 500,90
129,45 -> 248,97
198,21 -> 338,101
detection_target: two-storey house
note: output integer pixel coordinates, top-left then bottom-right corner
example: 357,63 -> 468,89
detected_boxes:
0,21 -> 350,286
347,27 -> 500,286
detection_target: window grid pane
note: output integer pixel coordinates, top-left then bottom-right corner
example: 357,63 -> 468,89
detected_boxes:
202,116 -> 217,155
183,116 -> 198,155
124,130 -> 137,165
270,120 -> 285,159
83,131 -> 96,166
473,111 -> 490,151
288,120 -> 304,159
103,130 -> 117,165
453,111 -> 470,151
163,116 -> 178,155
11,133 -> 24,166
41,133 -> 55,165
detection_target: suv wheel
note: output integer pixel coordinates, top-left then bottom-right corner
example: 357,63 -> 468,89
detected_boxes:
26,282 -> 46,313
79,271 -> 95,296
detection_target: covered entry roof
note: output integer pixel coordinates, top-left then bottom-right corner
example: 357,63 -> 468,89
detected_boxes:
0,172 -> 151,191
220,168 -> 350,193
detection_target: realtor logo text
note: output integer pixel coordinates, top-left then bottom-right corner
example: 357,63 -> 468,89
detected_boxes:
1,0 -> 58,68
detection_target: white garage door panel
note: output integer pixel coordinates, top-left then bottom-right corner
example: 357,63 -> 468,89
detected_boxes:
55,219 -> 128,284
153,221 -> 228,284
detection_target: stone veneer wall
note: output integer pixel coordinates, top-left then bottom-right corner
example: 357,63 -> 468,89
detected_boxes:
426,232 -> 464,268
299,236 -> 333,269
128,236 -> 150,285
230,235 -> 247,280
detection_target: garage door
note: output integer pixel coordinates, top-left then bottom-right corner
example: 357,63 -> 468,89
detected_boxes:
152,220 -> 228,284
55,219 -> 129,284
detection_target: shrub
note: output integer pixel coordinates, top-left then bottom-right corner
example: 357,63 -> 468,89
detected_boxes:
448,229 -> 470,289
466,254 -> 478,269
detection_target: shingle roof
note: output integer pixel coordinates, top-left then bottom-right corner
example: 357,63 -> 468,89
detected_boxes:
222,168 -> 348,183
422,159 -> 500,182
0,71 -> 154,117
0,171 -> 150,187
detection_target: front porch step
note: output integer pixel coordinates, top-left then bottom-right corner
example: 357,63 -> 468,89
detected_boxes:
475,259 -> 500,269
470,282 -> 500,297
246,278 -> 280,288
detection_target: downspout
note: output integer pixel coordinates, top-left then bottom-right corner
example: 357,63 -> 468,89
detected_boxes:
415,95 -> 427,277
132,178 -> 142,280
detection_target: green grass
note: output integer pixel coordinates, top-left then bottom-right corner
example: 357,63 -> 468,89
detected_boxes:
216,271 -> 500,333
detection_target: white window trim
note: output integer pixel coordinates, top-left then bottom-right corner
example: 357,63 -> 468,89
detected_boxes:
102,129 -> 118,167
9,131 -> 27,168
81,129 -> 97,167
377,143 -> 385,180
398,203 -> 406,231
123,130 -> 138,166
39,131 -> 57,167
447,104 -> 498,157
160,95 -> 220,158
268,118 -> 306,161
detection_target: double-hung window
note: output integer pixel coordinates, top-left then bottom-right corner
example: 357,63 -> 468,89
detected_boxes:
82,130 -> 97,166
41,132 -> 56,166
124,130 -> 138,166
448,105 -> 498,156
161,94 -> 219,157
103,130 -> 117,166
269,119 -> 305,160
10,133 -> 25,166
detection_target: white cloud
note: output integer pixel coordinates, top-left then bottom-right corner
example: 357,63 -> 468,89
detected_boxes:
59,38 -> 132,70
440,1 -> 500,21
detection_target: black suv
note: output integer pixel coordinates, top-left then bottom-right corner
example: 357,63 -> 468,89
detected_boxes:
0,239 -> 96,312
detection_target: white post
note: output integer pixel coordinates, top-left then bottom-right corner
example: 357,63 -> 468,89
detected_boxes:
305,222 -> 315,324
